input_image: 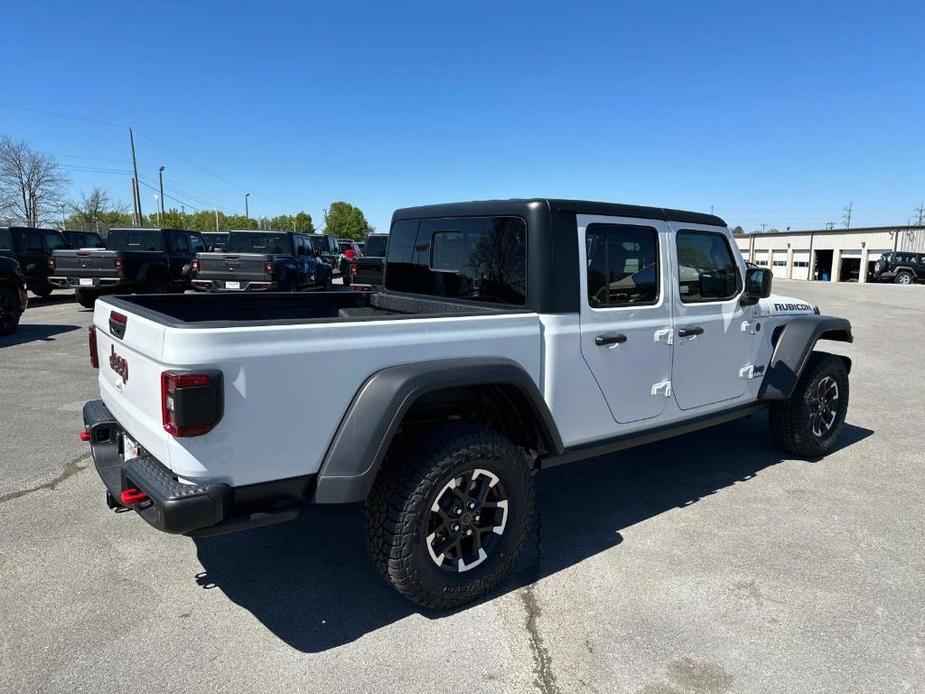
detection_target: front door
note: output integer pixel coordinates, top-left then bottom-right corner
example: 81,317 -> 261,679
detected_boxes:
670,225 -> 756,410
578,215 -> 673,424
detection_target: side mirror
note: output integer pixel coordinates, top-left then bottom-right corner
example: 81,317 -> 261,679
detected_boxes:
741,267 -> 772,305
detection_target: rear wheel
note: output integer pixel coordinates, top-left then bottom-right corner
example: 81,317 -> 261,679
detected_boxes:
894,270 -> 914,285
30,282 -> 53,298
769,352 -> 849,458
75,288 -> 98,309
365,422 -> 535,609
0,287 -> 23,336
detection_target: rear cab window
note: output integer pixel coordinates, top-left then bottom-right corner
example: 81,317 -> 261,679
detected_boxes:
385,216 -> 526,305
365,235 -> 388,256
108,230 -> 165,252
225,232 -> 292,255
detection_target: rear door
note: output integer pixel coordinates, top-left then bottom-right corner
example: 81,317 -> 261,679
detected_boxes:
670,225 -> 756,410
577,215 -> 673,424
20,229 -> 47,282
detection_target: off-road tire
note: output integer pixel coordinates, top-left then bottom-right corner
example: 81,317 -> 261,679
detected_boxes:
894,270 -> 914,285
769,352 -> 849,458
365,422 -> 535,609
75,288 -> 97,309
30,283 -> 53,298
0,286 -> 22,336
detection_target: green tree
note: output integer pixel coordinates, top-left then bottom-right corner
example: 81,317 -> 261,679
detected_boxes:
323,201 -> 370,241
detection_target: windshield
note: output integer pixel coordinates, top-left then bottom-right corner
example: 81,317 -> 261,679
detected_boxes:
225,232 -> 292,255
365,235 -> 388,256
107,230 -> 165,251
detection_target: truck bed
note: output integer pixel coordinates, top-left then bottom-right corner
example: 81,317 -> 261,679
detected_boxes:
107,290 -> 521,327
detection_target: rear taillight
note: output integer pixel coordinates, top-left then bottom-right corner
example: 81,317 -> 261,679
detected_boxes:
88,325 -> 99,368
48,256 -> 56,271
109,310 -> 127,339
161,370 -> 223,437
114,256 -> 123,276
191,258 -> 200,273
264,260 -> 274,275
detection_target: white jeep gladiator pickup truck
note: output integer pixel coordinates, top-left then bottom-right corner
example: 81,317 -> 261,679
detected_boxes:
81,199 -> 853,609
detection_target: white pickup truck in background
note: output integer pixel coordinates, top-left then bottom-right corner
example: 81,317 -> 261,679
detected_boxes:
81,198 -> 853,608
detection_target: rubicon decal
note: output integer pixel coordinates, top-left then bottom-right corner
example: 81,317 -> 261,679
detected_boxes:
109,345 -> 129,383
774,302 -> 813,312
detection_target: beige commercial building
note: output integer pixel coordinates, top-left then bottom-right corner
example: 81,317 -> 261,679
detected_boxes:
734,225 -> 925,283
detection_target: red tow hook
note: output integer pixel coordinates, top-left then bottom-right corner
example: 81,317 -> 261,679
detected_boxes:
79,429 -> 91,442
120,488 -> 149,505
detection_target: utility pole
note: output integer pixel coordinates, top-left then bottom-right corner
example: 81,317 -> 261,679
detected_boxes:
59,203 -> 67,229
245,193 -> 250,219
154,195 -> 161,224
158,166 -> 166,215
761,223 -> 767,233
214,209 -> 220,232
709,204 -> 714,215
914,203 -> 925,226
128,128 -> 142,225
843,201 -> 852,229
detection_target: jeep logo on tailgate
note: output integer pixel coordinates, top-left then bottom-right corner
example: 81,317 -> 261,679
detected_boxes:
109,346 -> 129,383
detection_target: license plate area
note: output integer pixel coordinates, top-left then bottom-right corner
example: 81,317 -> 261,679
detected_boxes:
224,280 -> 241,290
123,433 -> 139,462
79,278 -> 95,287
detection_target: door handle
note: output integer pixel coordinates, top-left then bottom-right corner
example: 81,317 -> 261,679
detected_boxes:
595,333 -> 628,346
678,326 -> 704,338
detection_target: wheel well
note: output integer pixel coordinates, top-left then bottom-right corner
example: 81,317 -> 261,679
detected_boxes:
396,384 -> 556,457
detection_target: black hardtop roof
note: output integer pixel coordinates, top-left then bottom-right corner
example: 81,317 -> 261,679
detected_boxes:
2,225 -> 65,233
228,229 -> 294,234
391,198 -> 727,228
109,227 -> 201,234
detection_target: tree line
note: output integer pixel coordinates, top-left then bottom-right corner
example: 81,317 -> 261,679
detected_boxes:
0,135 -> 374,240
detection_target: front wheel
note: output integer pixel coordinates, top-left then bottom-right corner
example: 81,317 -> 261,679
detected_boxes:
0,287 -> 23,336
365,423 -> 535,609
769,352 -> 849,458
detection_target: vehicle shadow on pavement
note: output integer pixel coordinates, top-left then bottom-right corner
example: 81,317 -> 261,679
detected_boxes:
0,323 -> 80,348
25,294 -> 77,308
192,414 -> 873,653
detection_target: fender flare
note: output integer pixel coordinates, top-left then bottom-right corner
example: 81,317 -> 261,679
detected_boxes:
313,358 -> 562,504
758,316 -> 853,400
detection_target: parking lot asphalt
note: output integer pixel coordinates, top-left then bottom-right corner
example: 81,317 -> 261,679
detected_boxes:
1,281 -> 923,693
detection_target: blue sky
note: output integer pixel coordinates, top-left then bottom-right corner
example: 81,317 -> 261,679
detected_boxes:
1,1 -> 922,232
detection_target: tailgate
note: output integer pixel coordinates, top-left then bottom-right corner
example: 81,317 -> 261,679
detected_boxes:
93,298 -> 172,468
54,249 -> 117,277
196,252 -> 270,283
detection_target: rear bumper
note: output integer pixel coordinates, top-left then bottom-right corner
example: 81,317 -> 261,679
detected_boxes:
49,276 -> 124,289
83,400 -> 311,536
191,279 -> 274,291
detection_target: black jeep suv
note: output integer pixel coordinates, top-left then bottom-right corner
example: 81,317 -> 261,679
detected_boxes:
871,251 -> 925,284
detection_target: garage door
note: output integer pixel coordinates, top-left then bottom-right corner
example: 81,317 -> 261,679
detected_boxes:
792,251 -> 810,280
754,250 -> 769,267
771,249 -> 789,278
867,249 -> 890,261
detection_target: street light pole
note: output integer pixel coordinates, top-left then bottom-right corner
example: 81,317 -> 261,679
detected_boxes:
245,193 -> 251,220
158,166 -> 166,216
154,194 -> 161,224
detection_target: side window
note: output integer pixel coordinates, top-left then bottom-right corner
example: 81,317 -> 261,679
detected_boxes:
386,217 -> 526,305
172,233 -> 190,253
676,230 -> 741,302
44,231 -> 67,250
585,224 -> 659,307
24,231 -> 44,251
0,228 -> 12,251
189,234 -> 205,253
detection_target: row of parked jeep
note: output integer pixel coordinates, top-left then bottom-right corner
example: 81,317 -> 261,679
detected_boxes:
0,225 -> 389,335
